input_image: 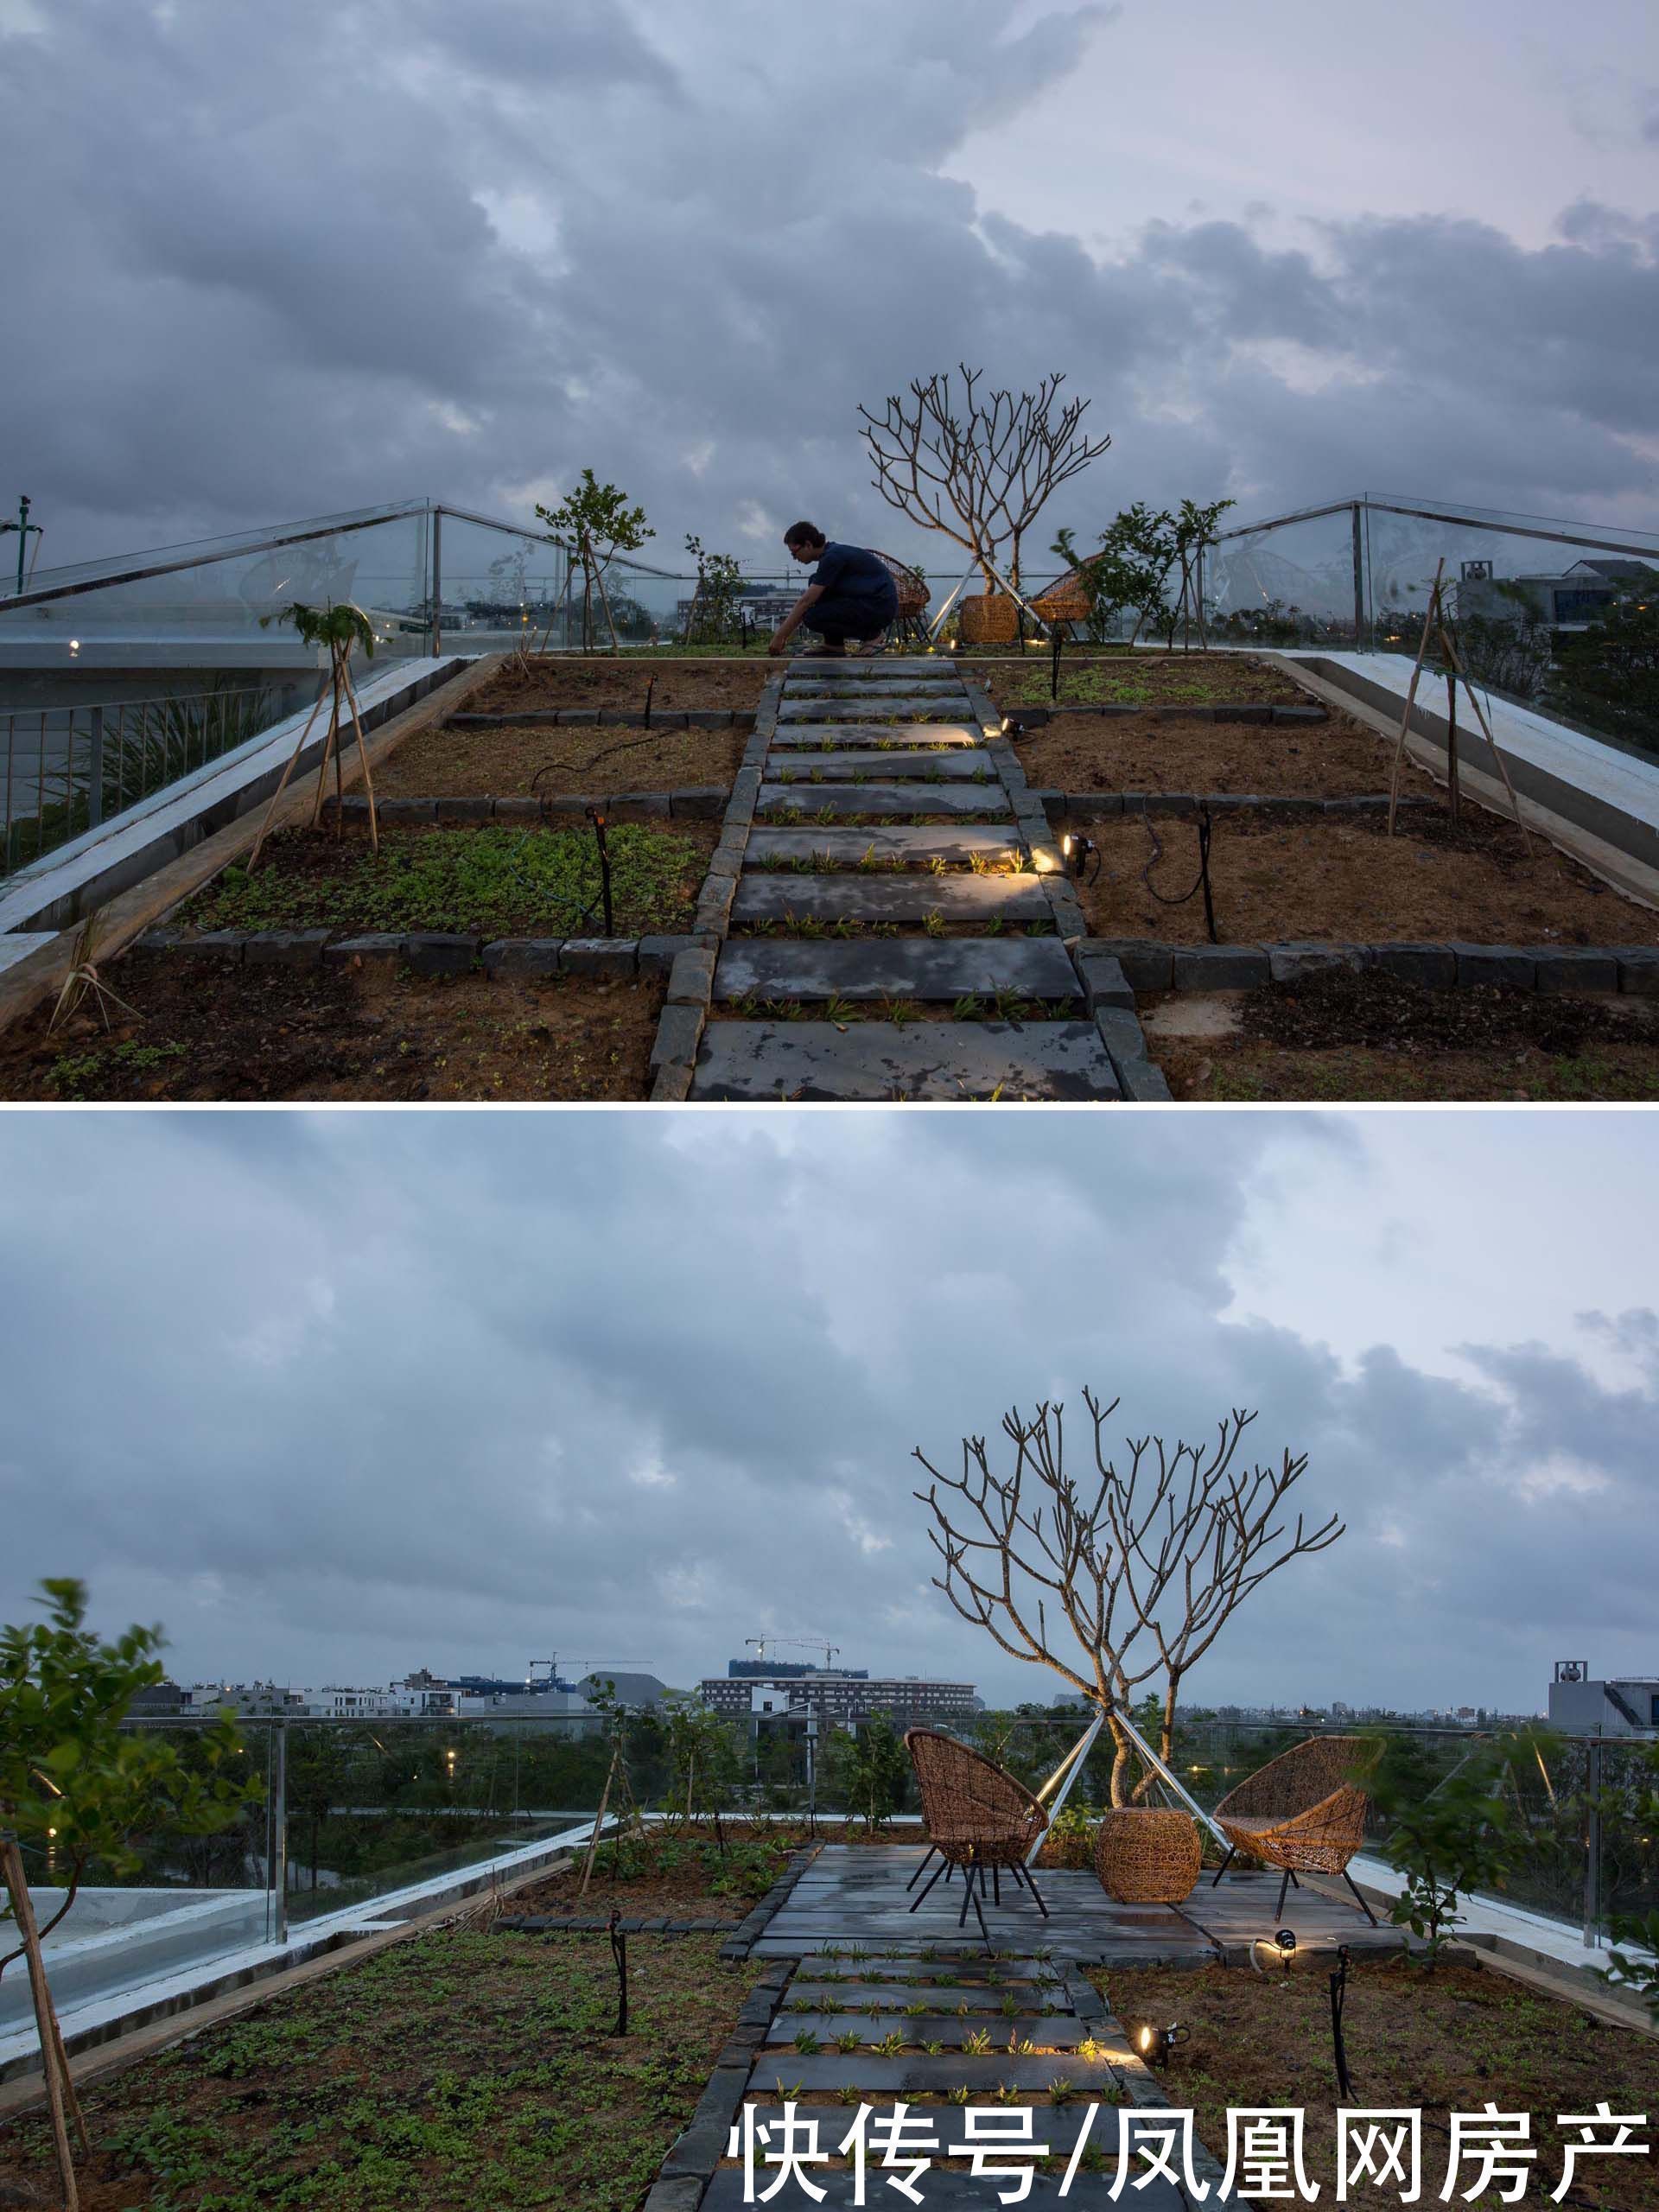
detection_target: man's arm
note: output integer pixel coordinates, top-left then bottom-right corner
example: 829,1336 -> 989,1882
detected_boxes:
768,582 -> 824,655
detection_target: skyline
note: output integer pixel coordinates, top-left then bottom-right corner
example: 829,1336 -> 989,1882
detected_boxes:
3,1108 -> 1655,1715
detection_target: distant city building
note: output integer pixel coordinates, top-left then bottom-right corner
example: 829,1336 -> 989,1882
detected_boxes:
181,1681 -> 303,1718
699,1657 -> 974,1733
1460,556 -> 1656,630
1549,1660 -> 1659,1736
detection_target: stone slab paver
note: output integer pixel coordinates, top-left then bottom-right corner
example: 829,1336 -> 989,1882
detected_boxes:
731,874 -> 1051,925
745,826 -> 1023,868
767,749 -> 997,779
779,696 -> 975,721
690,1021 -> 1120,1101
766,2013 -> 1091,2048
770,723 -> 984,748
758,783 -> 1014,818
714,938 -> 1081,1001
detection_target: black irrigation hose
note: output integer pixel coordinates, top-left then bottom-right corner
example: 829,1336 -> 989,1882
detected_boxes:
1141,801 -> 1219,943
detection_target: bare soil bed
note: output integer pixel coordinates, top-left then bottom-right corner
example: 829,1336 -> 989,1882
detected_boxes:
1152,966 -> 1659,1102
0,956 -> 664,1102
377,720 -> 744,798
1094,1955 -> 1659,2210
1077,806 -> 1659,945
0,1928 -> 759,2212
1014,708 -> 1428,798
963,652 -> 1308,711
465,655 -> 770,714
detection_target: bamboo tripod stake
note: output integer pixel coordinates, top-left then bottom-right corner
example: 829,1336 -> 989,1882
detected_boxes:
1386,558 -> 1533,850
247,642 -> 381,871
1,1833 -> 86,2209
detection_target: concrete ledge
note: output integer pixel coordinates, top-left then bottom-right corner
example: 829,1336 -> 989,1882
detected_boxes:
136,931 -> 659,981
319,786 -> 730,823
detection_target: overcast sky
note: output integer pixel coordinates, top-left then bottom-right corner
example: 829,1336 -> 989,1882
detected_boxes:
4,0 -> 1657,575
2,1108 -> 1656,1717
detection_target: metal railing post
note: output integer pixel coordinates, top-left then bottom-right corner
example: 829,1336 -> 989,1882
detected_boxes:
86,706 -> 104,828
271,1719 -> 289,1947
429,506 -> 443,658
1583,1736 -> 1601,1948
1352,501 -> 1366,651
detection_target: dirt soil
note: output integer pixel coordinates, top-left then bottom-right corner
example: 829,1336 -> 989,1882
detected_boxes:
1014,708 -> 1429,798
466,656 -> 770,713
1093,1956 -> 1659,2210
1077,806 -> 1659,945
0,955 -> 665,1102
963,652 -> 1309,711
0,1928 -> 759,2212
1154,966 -> 1659,1102
377,721 -> 744,798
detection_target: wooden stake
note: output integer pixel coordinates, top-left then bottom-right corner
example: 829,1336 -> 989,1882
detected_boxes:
340,664 -> 379,855
576,1744 -> 620,1902
310,658 -> 344,832
1438,621 -> 1535,853
245,683 -> 327,873
1446,669 -> 1460,822
1387,557 -> 1446,836
594,558 -> 620,655
0,1836 -> 80,2210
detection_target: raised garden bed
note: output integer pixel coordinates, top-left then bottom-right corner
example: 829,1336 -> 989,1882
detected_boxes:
376,721 -> 745,799
1149,964 -> 1659,1103
464,656 -> 770,715
1071,807 -> 1659,946
1013,708 -> 1425,798
0,1926 -> 760,2212
0,952 -> 666,1102
964,652 -> 1309,711
1090,1955 -> 1659,2210
173,822 -> 717,942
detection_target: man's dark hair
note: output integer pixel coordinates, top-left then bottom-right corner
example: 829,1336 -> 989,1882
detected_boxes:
785,521 -> 825,550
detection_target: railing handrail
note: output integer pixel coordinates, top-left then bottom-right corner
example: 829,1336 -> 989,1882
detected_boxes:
1212,492 -> 1659,564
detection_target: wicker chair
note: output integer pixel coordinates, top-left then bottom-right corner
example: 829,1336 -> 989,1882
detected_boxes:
1030,560 -> 1096,627
1211,1735 -> 1379,1923
869,550 -> 931,650
904,1728 -> 1050,1942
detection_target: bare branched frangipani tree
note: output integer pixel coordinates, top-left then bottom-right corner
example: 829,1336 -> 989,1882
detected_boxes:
859,367 -> 1110,596
912,1389 -> 1344,1805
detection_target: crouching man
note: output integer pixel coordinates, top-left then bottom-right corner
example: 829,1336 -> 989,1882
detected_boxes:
767,523 -> 899,658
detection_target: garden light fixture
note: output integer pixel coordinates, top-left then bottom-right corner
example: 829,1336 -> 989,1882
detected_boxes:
1061,830 -> 1098,882
1000,715 -> 1025,739
1135,2020 -> 1188,2069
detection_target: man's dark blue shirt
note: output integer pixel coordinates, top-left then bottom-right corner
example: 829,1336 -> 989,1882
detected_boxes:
810,542 -> 897,609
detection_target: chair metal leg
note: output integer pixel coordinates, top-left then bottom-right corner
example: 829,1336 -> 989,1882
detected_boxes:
1342,1869 -> 1379,1927
957,1853 -> 978,1929
1210,1847 -> 1235,1888
909,1855 -> 950,1913
967,1861 -> 990,1948
906,1846 -> 938,1892
1275,1866 -> 1293,1919
992,1861 -> 1001,1905
1020,1862 -> 1050,1919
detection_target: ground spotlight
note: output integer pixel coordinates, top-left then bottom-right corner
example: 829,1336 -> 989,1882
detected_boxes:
1135,2021 -> 1189,2069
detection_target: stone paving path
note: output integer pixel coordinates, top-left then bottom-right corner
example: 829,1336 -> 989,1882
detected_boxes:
652,1943 -> 1215,2209
686,657 -> 1168,1103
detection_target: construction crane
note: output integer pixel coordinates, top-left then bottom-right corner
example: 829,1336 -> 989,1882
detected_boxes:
746,1636 -> 840,1669
527,1656 -> 647,1689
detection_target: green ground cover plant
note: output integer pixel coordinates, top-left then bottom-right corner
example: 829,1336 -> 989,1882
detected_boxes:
181,824 -> 706,940
0,1929 -> 760,2212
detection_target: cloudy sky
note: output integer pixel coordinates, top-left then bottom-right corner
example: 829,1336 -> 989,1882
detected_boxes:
2,1108 -> 1656,1717
5,0 -> 1657,576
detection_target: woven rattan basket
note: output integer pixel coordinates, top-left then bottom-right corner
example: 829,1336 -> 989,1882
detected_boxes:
1094,1808 -> 1201,1904
957,593 -> 1021,646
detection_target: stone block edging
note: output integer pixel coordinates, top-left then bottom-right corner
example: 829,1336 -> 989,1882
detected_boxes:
1007,702 -> 1327,728
1074,938 -> 1659,997
134,927 -> 705,982
1034,791 -> 1441,822
493,1914 -> 744,1935
718,1845 -> 821,1961
446,709 -> 753,730
321,789 -> 728,823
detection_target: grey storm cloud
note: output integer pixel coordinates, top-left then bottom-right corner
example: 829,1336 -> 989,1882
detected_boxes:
1,1110 -> 1656,1719
3,0 -> 1656,568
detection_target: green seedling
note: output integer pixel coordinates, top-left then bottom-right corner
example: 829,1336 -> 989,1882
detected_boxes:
822,995 -> 858,1023
985,914 -> 1005,935
797,914 -> 824,939
885,998 -> 919,1027
951,995 -> 983,1020
792,2031 -> 821,2055
924,2038 -> 944,2056
835,2084 -> 864,2105
1000,1996 -> 1020,2018
947,2086 -> 973,2107
923,910 -> 945,938
927,855 -> 949,876
873,2032 -> 906,2057
833,2030 -> 861,2054
904,2002 -> 929,2018
1049,2076 -> 1077,2106
964,2029 -> 992,2054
